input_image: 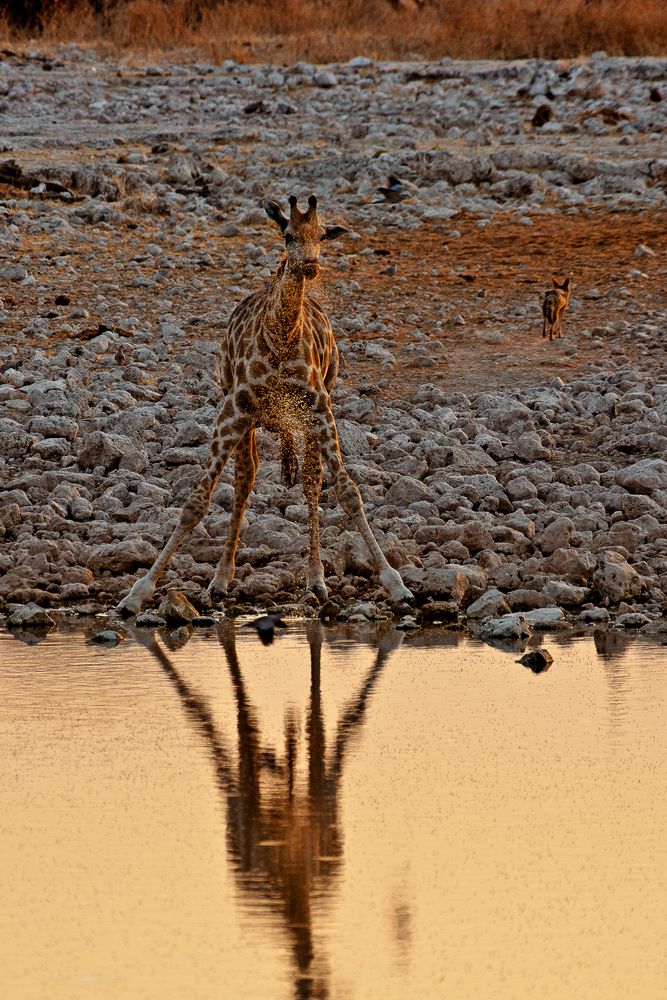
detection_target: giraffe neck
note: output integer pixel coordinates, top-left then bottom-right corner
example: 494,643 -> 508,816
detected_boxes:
266,262 -> 306,345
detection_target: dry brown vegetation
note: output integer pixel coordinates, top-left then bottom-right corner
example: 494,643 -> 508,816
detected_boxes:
2,0 -> 667,63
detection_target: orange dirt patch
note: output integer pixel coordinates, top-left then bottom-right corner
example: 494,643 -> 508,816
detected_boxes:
3,200 -> 666,402
340,208 -> 667,398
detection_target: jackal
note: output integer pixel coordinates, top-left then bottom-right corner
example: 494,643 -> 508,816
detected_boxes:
542,276 -> 572,340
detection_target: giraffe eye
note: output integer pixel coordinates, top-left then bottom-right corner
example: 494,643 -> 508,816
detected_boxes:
285,232 -> 294,244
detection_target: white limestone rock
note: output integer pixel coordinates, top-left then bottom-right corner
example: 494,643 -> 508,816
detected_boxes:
593,550 -> 645,602
400,564 -> 488,603
465,588 -> 511,620
617,459 -> 667,496
479,614 -> 532,641
541,580 -> 590,606
87,539 -> 159,573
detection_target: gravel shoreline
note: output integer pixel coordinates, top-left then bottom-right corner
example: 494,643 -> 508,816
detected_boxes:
1,46 -> 666,641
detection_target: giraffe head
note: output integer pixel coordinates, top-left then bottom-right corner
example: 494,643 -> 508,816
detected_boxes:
263,195 -> 347,280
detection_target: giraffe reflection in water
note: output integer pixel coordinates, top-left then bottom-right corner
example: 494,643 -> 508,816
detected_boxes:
135,620 -> 403,999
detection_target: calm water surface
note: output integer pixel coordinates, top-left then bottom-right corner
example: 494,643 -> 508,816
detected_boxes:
0,622 -> 665,1000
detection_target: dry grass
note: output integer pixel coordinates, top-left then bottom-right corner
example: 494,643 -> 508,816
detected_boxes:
3,0 -> 667,62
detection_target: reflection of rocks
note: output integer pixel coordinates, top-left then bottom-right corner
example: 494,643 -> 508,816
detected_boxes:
593,628 -> 635,660
161,625 -> 194,651
5,625 -> 54,645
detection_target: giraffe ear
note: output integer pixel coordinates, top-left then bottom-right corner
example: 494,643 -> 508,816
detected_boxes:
263,200 -> 288,232
321,225 -> 348,242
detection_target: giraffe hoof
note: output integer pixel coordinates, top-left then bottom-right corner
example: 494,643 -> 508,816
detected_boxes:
394,592 -> 416,609
307,581 -> 328,604
380,569 -> 414,606
207,581 -> 229,604
118,596 -> 141,618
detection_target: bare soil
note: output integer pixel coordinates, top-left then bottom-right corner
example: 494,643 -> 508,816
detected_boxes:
343,208 -> 667,397
3,199 -> 665,401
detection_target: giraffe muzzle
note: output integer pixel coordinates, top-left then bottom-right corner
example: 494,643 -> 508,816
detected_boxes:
301,260 -> 321,279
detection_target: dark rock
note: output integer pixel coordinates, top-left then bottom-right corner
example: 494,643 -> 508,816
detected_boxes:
242,614 -> 287,644
419,600 -> 460,621
532,105 -> 553,127
7,603 -> 55,628
518,648 -> 554,673
192,615 -> 217,628
90,629 -> 123,645
135,611 -> 167,628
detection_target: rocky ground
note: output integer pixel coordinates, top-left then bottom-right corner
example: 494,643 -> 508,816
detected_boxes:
1,46 -> 666,641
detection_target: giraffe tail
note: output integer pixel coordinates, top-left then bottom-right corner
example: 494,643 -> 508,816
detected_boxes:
280,433 -> 299,487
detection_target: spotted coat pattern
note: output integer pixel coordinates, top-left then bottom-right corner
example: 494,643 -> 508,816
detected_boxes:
119,195 -> 413,615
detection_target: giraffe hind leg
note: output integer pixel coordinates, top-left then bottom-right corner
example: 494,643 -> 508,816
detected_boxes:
313,407 -> 413,604
280,432 -> 299,487
302,434 -> 327,602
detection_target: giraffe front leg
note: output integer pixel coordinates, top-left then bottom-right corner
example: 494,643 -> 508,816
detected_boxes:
303,434 -> 327,602
208,429 -> 258,601
118,471 -> 218,616
118,413 -> 249,616
314,409 -> 413,605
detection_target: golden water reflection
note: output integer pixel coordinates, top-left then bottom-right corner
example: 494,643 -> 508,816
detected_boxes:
0,623 -> 665,1000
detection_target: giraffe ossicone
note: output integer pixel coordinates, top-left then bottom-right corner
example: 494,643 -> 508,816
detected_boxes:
118,194 -> 413,616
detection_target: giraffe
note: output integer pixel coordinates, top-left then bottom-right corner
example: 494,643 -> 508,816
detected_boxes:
118,194 -> 413,615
